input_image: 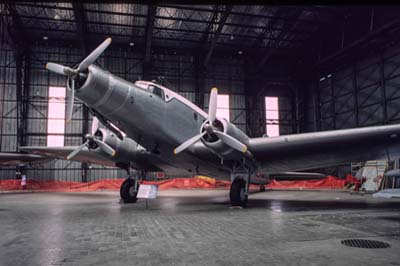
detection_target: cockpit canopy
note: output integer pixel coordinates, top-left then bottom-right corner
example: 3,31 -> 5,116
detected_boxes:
134,81 -> 167,100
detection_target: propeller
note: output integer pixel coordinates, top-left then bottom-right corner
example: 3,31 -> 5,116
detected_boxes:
46,38 -> 112,122
173,131 -> 206,155
174,88 -> 248,155
66,117 -> 116,160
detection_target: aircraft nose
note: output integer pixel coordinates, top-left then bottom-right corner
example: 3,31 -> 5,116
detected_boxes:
75,65 -> 110,107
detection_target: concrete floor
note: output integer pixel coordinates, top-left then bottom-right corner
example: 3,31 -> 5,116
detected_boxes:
0,189 -> 400,266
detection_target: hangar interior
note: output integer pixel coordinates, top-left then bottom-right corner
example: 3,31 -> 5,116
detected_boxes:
2,4 -> 400,266
1,4 -> 400,182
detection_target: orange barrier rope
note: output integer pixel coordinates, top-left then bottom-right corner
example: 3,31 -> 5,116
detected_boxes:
0,175 -> 355,192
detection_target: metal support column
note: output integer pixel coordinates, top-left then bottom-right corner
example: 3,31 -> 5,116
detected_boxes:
352,62 -> 359,126
330,74 -> 336,129
15,47 -> 29,151
194,54 -> 205,109
243,59 -> 263,137
312,72 -> 321,131
143,5 -> 157,80
380,52 -> 388,124
73,2 -> 90,181
291,88 -> 298,133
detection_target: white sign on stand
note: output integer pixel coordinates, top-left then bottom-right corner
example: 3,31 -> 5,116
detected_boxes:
137,184 -> 158,199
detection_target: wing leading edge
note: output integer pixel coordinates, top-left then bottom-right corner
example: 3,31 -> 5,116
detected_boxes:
20,146 -> 116,167
0,152 -> 50,166
249,124 -> 400,172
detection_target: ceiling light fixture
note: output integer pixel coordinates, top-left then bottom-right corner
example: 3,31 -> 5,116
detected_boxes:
230,34 -> 234,40
54,14 -> 61,20
238,50 -> 243,55
43,36 -> 48,40
129,42 -> 135,46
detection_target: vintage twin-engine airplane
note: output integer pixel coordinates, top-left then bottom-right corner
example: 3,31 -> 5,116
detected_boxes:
3,38 -> 400,206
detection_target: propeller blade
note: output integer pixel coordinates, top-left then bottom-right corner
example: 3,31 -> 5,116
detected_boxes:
174,131 -> 206,155
93,139 -> 116,156
77,38 -> 112,72
208,87 -> 218,123
91,117 -> 99,135
67,143 -> 87,160
65,79 -> 75,123
46,63 -> 68,76
214,131 -> 248,153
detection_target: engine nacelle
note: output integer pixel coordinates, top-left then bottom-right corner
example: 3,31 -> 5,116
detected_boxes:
200,118 -> 249,160
91,128 -> 142,162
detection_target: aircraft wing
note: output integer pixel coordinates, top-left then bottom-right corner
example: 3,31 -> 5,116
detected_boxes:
19,146 -> 117,167
248,124 -> 400,173
0,152 -> 51,166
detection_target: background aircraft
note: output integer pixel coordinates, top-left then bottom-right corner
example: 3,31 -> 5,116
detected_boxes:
2,38 -> 400,206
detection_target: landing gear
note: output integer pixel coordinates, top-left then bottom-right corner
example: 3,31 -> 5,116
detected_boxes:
260,184 -> 266,192
120,178 -> 140,203
230,177 -> 248,207
229,161 -> 255,207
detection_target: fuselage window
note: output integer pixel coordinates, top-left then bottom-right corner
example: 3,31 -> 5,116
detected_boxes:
149,85 -> 165,100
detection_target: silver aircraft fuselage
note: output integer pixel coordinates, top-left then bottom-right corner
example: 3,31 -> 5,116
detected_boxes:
75,65 -> 245,178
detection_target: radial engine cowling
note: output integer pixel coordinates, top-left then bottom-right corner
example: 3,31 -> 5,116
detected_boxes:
199,118 -> 249,160
91,128 -> 140,161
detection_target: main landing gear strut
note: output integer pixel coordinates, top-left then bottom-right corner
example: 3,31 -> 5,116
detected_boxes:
120,171 -> 145,203
229,162 -> 253,207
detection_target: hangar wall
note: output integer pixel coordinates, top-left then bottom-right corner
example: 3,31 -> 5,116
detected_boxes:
302,8 -> 400,133
304,45 -> 400,132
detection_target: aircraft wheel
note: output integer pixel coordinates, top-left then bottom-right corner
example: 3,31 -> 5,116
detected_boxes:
260,184 -> 266,192
230,177 -> 248,207
120,178 -> 139,203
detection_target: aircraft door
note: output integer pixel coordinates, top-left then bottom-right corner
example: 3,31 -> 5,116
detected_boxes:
146,85 -> 167,139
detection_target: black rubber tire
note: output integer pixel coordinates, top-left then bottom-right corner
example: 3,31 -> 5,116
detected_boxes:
260,184 -> 265,192
120,178 -> 139,203
230,178 -> 248,207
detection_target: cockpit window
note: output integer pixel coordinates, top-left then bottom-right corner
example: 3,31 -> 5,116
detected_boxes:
149,85 -> 165,100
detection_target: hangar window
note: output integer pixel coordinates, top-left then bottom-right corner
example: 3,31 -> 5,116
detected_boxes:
216,94 -> 230,121
265,97 -> 279,137
47,86 -> 66,146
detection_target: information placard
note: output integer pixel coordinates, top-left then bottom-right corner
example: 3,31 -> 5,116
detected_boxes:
137,184 -> 158,199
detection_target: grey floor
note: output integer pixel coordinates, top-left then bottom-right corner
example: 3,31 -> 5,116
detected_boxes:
1,189 -> 400,266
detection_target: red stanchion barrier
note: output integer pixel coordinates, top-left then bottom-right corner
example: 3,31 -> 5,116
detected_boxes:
0,175 -> 353,192
266,175 -> 351,190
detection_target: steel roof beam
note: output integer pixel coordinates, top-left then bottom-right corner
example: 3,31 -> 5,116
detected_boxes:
22,25 -> 306,49
257,9 -> 303,70
28,35 -> 296,57
203,5 -> 232,68
9,5 -> 319,35
158,4 -> 327,25
317,19 -> 400,67
252,7 -> 285,48
7,14 -> 307,43
200,5 -> 221,44
13,13 -> 315,36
